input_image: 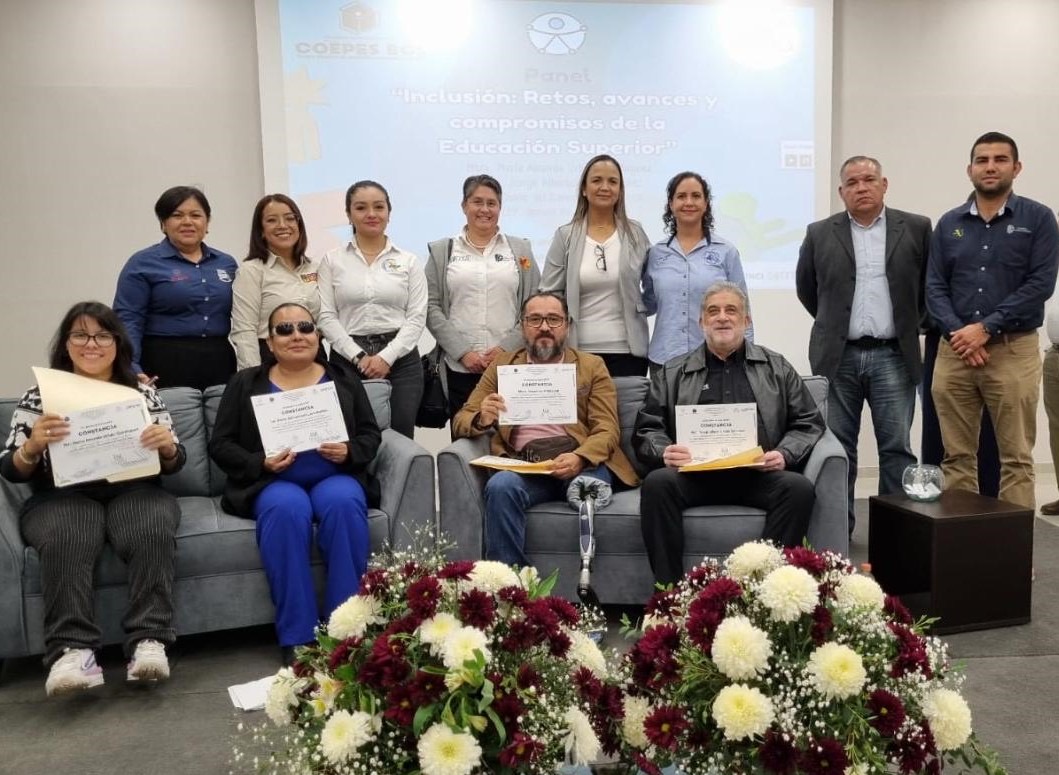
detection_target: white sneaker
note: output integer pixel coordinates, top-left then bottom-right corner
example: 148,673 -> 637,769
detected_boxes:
126,639 -> 170,683
45,648 -> 104,697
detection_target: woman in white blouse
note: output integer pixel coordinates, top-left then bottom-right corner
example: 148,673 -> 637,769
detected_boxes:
540,154 -> 651,377
425,174 -> 539,420
230,194 -> 320,369
317,180 -> 427,439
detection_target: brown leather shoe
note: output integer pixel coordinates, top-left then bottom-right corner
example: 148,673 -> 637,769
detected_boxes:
1040,500 -> 1059,515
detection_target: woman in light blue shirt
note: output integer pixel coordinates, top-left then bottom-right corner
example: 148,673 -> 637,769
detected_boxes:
643,171 -> 751,368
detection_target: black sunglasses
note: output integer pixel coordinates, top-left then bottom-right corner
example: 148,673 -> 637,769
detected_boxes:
272,321 -> 317,337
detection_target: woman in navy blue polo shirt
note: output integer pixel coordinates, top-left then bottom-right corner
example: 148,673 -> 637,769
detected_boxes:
113,186 -> 238,391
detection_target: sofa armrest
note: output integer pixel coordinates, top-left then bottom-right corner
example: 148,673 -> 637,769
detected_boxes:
437,437 -> 491,560
0,478 -> 30,656
802,429 -> 849,557
372,428 -> 436,550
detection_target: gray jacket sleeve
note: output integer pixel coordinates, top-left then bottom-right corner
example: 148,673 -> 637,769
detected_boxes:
424,239 -> 473,360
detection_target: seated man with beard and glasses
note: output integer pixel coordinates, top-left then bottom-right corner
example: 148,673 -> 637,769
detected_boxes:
452,291 -> 639,566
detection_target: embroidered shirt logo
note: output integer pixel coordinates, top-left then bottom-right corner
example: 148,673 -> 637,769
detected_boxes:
216,269 -> 232,283
1007,224 -> 1032,235
951,228 -> 964,239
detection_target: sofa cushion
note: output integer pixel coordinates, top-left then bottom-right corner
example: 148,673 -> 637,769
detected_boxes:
159,387 -> 211,498
361,379 -> 391,430
612,376 -> 649,477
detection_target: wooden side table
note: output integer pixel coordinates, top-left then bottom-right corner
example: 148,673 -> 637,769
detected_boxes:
868,490 -> 1033,634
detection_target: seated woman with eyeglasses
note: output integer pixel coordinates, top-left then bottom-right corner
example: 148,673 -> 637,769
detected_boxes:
540,154 -> 651,377
0,302 -> 185,696
209,302 -> 381,665
643,171 -> 751,370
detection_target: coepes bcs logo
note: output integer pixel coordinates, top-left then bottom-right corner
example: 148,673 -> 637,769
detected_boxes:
339,1 -> 378,33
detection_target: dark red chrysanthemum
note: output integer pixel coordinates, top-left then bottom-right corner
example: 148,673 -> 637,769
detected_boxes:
759,730 -> 799,775
502,619 -> 541,652
867,688 -> 907,736
784,546 -> 826,576
628,623 -> 681,689
685,724 -> 713,750
685,605 -> 722,650
890,721 -> 934,774
597,684 -> 624,720
406,575 -> 442,618
548,629 -> 572,657
884,594 -> 914,624
888,623 -> 933,678
546,597 -> 580,627
359,634 -> 411,689
810,604 -> 833,646
383,684 -> 417,726
634,752 -> 663,775
516,663 -> 540,690
685,563 -> 718,588
410,669 -> 445,704
572,666 -> 603,701
700,576 -> 743,606
458,588 -> 496,629
438,560 -> 475,580
497,586 -> 529,606
498,733 -> 545,767
524,599 -> 561,636
491,691 -> 526,731
643,706 -> 689,750
385,613 -> 422,637
401,560 -> 422,578
799,738 -> 848,775
644,588 -> 680,619
358,568 -> 388,595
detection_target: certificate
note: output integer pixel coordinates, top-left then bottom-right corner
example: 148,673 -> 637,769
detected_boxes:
48,398 -> 156,488
33,367 -> 160,486
470,455 -> 554,475
251,382 -> 348,456
496,364 -> 577,426
676,403 -> 759,464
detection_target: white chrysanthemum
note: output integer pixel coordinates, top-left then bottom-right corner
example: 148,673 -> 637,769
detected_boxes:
711,683 -> 775,740
327,594 -> 382,639
567,629 -> 608,677
417,723 -> 482,775
711,616 -> 773,680
441,626 -> 492,670
845,764 -> 869,775
419,612 -> 461,651
621,695 -> 652,748
319,709 -> 374,764
923,688 -> 973,750
725,541 -> 784,580
468,560 -> 521,593
264,668 -> 300,726
808,642 -> 867,699
835,573 -> 885,612
563,706 -> 602,765
758,565 -> 819,622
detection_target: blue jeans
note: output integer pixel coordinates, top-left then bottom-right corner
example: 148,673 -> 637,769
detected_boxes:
828,343 -> 916,533
483,464 -> 611,567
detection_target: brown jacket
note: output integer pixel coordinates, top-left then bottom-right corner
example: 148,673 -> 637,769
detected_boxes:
452,347 -> 639,486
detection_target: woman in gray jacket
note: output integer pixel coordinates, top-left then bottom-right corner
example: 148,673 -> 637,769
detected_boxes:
540,154 -> 651,377
425,174 -> 539,420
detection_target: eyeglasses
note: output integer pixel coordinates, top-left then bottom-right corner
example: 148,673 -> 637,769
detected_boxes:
522,314 -> 567,329
594,244 -> 607,272
68,331 -> 116,347
272,321 -> 317,337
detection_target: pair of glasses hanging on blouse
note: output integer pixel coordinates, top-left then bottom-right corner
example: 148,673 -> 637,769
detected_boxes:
594,244 -> 607,272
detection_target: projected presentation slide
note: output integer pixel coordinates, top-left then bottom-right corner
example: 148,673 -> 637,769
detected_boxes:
260,0 -> 830,289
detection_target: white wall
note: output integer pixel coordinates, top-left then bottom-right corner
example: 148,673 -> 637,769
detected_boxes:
2,0 -> 1057,472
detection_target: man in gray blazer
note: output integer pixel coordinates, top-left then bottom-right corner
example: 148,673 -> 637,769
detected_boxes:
796,156 -> 931,536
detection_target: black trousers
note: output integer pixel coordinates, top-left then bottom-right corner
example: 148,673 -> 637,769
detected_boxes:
597,353 -> 649,378
639,466 -> 815,586
330,348 -> 422,439
141,335 -> 236,392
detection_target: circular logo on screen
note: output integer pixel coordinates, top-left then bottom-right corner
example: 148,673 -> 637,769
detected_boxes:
527,13 -> 586,55
340,2 -> 378,34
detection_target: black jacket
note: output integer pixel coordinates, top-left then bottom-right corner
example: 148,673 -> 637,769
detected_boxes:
633,342 -> 825,471
208,360 -> 382,517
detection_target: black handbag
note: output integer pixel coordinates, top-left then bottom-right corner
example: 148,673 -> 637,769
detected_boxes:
416,347 -> 449,429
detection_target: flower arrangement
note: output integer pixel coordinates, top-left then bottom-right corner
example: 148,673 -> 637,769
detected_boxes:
600,541 -> 1006,775
238,539 -> 620,775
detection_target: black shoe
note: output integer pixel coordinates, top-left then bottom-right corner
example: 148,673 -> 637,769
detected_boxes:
1040,500 -> 1059,516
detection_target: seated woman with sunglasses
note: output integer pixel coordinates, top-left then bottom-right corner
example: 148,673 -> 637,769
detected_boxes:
209,303 -> 381,664
540,154 -> 651,377
0,302 -> 184,696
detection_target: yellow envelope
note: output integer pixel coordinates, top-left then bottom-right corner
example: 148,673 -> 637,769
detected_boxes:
679,446 -> 766,473
471,455 -> 555,475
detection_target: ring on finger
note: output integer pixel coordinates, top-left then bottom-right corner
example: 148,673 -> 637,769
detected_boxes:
45,429 -> 51,437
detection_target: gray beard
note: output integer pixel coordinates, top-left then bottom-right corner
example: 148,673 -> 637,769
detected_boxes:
530,338 -> 563,362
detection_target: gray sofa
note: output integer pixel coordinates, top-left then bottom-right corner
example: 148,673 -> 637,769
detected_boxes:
0,381 -> 436,660
438,375 -> 848,603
